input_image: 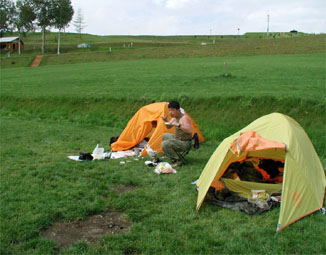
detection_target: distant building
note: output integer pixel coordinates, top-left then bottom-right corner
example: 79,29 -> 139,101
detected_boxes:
290,30 -> 298,34
0,37 -> 24,51
77,43 -> 90,48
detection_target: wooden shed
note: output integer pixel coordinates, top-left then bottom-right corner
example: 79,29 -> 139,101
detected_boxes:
0,37 -> 24,51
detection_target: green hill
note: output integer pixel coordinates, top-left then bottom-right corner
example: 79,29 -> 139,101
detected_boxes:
1,32 -> 325,68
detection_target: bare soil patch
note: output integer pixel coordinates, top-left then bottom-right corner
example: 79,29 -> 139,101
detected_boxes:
42,186 -> 137,249
30,55 -> 43,67
114,185 -> 138,194
42,210 -> 131,249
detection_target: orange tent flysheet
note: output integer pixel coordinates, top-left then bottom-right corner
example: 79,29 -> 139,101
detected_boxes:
111,102 -> 204,155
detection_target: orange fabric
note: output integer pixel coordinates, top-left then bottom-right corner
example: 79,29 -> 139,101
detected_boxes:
247,157 -> 283,183
270,176 -> 283,183
270,167 -> 284,183
211,180 -> 225,190
254,165 -> 270,182
111,102 -> 205,155
230,131 -> 286,156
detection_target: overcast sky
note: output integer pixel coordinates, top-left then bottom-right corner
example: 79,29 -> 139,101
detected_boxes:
66,0 -> 326,35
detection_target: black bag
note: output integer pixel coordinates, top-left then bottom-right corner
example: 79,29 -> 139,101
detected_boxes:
110,136 -> 120,145
79,152 -> 93,161
193,133 -> 199,149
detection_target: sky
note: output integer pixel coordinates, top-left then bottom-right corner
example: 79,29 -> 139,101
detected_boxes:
66,0 -> 326,36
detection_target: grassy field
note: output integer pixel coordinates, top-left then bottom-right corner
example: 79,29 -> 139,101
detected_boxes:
0,33 -> 325,254
1,32 -> 325,67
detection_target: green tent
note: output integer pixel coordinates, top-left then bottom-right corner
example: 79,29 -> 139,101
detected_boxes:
196,113 -> 326,232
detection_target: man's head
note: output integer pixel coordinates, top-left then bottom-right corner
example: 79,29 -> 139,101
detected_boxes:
168,101 -> 181,118
168,101 -> 180,110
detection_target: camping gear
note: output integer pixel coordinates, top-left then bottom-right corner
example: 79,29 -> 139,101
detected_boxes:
205,186 -> 280,214
111,102 -> 204,155
92,144 -> 106,160
154,162 -> 177,174
146,144 -> 157,160
68,144 -> 111,161
79,152 -> 93,161
196,112 -> 326,232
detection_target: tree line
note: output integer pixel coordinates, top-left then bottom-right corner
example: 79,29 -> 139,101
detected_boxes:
0,0 -> 74,54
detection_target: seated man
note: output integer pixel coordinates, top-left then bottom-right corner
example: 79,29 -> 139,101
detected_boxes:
161,101 -> 193,167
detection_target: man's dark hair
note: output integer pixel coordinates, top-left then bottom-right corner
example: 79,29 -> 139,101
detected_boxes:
168,101 -> 180,109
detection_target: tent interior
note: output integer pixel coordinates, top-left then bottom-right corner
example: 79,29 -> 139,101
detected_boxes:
206,136 -> 286,214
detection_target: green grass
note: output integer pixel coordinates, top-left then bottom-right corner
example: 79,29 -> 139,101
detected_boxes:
1,54 -> 324,101
1,114 -> 325,254
0,34 -> 325,254
1,32 -> 325,67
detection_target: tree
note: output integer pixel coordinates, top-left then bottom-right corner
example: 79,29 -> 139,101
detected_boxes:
0,0 -> 15,36
28,0 -> 54,54
51,0 -> 73,54
73,8 -> 86,39
15,0 -> 35,33
12,0 -> 36,54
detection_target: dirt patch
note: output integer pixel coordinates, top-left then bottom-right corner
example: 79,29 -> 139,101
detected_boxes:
30,55 -> 43,67
42,211 -> 131,249
114,185 -> 138,194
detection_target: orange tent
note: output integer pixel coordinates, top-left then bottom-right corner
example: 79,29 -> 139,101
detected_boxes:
111,102 -> 205,155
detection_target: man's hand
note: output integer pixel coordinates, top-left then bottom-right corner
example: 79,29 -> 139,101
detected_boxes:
169,118 -> 178,126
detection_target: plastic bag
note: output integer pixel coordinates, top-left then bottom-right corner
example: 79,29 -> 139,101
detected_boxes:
154,162 -> 177,174
248,190 -> 270,209
92,144 -> 106,160
145,144 -> 157,159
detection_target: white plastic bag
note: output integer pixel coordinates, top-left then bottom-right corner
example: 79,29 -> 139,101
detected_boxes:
154,162 -> 177,174
248,189 -> 270,209
145,144 -> 157,159
92,144 -> 106,160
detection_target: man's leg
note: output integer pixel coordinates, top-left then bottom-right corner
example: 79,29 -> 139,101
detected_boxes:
162,136 -> 190,163
162,133 -> 176,161
162,133 -> 175,141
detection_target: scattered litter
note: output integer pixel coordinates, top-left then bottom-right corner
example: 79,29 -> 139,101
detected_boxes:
69,148 -> 142,162
145,145 -> 157,160
110,150 -> 134,159
68,156 -> 82,161
120,161 -> 126,165
154,162 -> 177,174
271,196 -> 282,202
79,152 -> 93,161
134,148 -> 141,157
145,160 -> 157,166
92,144 -> 106,160
191,179 -> 199,191
320,208 -> 326,215
68,144 -> 111,162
